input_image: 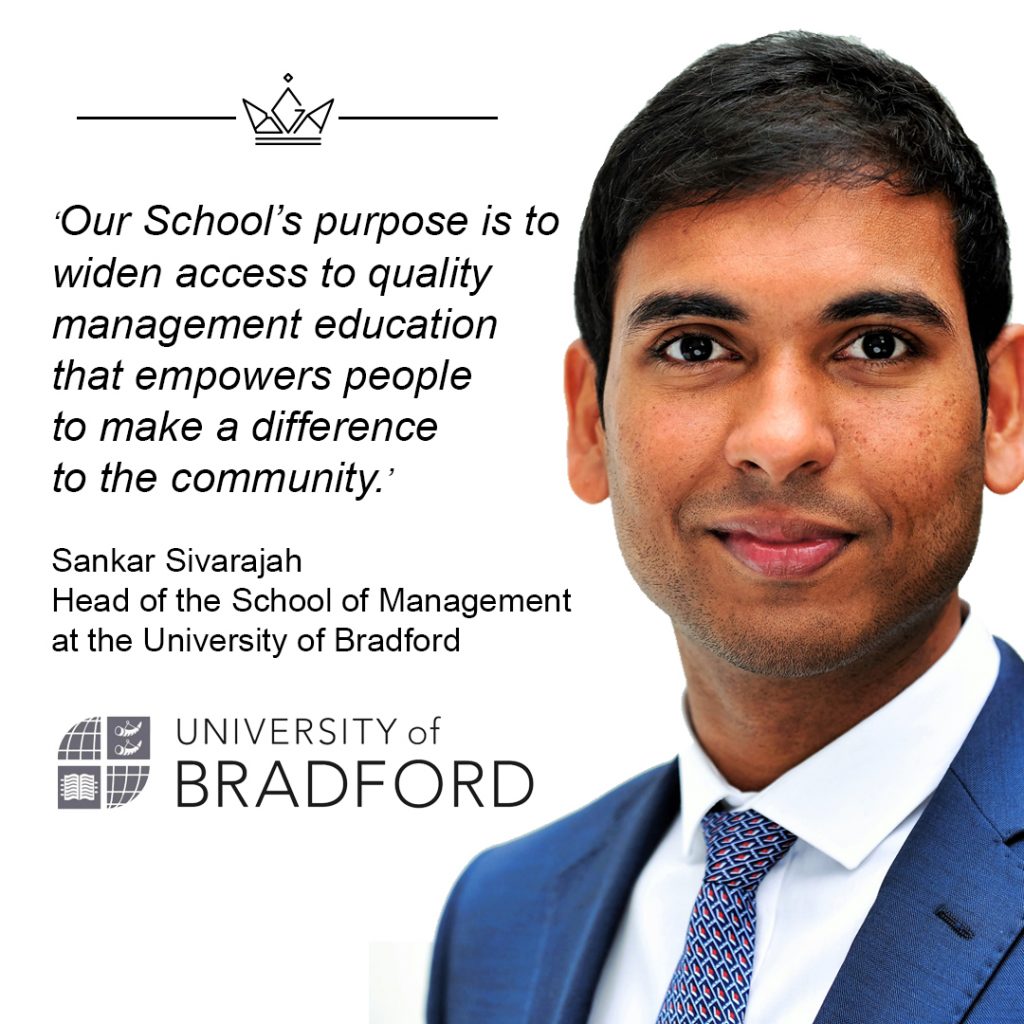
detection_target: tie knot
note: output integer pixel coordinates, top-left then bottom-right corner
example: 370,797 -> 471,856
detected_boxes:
701,809 -> 796,889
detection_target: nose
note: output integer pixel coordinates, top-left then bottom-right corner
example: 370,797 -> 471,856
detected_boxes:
724,362 -> 837,484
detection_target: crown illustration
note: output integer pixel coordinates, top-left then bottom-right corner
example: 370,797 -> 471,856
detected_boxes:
243,74 -> 334,146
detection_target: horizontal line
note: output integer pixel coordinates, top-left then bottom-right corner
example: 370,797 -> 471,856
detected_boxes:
336,115 -> 498,121
76,115 -> 237,121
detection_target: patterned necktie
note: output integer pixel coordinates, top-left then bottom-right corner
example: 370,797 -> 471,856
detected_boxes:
656,809 -> 797,1024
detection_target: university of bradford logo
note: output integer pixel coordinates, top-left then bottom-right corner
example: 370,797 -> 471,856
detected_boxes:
57,717 -> 151,809
242,74 -> 334,146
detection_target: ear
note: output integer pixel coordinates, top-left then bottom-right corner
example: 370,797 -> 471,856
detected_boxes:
565,339 -> 609,503
984,323 -> 1024,494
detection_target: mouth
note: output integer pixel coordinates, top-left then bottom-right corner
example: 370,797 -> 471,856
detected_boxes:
709,516 -> 856,578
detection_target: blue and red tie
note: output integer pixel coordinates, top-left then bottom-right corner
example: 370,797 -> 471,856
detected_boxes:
656,809 -> 796,1024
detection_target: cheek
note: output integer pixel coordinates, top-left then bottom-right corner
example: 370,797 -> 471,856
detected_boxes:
840,386 -> 982,536
606,396 -> 720,507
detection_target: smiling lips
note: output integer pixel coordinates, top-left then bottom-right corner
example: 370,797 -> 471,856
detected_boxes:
711,517 -> 855,577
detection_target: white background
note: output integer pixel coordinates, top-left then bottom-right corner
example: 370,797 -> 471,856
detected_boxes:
6,2 -> 1022,1021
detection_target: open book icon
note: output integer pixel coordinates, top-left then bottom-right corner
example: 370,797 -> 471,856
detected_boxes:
60,773 -> 97,802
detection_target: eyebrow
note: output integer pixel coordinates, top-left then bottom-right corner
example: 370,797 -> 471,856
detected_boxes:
820,290 -> 954,333
625,291 -> 749,333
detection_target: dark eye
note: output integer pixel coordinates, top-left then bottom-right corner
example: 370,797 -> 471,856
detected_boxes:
660,334 -> 731,363
843,330 -> 910,361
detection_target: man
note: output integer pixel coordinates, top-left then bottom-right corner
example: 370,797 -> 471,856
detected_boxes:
428,32 -> 1024,1024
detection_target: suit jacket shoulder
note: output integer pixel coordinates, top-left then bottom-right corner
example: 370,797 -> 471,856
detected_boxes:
814,638 -> 1024,1023
428,762 -> 679,1024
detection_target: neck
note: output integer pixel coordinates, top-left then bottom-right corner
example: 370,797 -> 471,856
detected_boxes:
679,595 -> 965,792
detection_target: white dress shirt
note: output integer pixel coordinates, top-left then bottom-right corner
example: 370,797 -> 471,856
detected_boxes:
587,612 -> 1001,1024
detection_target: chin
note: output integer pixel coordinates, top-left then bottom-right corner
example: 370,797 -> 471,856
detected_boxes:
696,627 -> 879,679
679,592 -> 956,680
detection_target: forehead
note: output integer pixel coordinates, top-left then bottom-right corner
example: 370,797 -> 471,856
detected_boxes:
612,184 -> 965,335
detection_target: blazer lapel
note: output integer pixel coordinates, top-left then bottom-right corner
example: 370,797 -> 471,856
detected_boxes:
815,640 -> 1024,1024
527,762 -> 680,1024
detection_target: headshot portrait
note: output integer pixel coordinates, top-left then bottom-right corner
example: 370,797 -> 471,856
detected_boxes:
427,30 -> 1024,1024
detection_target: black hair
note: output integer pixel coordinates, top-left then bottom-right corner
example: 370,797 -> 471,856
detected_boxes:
574,31 -> 1010,415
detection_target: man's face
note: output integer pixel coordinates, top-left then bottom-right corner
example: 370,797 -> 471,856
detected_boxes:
593,183 -> 984,677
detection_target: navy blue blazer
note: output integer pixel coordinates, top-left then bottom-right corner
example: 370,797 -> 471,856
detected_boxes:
429,640 -> 1024,1023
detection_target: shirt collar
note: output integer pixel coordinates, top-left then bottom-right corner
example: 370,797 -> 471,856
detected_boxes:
677,610 -> 1000,870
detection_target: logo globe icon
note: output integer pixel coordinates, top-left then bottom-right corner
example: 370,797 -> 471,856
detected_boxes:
57,717 -> 151,809
58,717 -> 102,760
106,763 -> 150,807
